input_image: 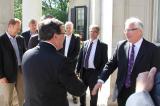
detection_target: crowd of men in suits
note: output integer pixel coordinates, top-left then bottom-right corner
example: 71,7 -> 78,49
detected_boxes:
0,16 -> 160,106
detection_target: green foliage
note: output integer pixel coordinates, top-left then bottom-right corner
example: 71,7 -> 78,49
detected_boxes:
14,0 -> 22,20
42,0 -> 69,23
14,0 -> 69,23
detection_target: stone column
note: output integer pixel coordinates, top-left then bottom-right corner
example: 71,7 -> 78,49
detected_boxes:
22,0 -> 42,32
89,0 -> 102,25
0,0 -> 14,35
99,0 -> 115,106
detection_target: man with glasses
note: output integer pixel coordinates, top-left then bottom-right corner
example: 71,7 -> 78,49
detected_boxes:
92,17 -> 159,106
22,18 -> 86,106
76,25 -> 108,106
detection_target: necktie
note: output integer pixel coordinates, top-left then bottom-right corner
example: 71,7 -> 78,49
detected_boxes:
125,44 -> 135,88
84,42 -> 93,68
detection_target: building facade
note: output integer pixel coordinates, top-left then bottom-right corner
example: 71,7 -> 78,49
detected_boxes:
68,0 -> 160,105
0,0 -> 160,105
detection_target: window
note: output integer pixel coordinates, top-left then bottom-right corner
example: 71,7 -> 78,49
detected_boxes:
71,6 -> 87,40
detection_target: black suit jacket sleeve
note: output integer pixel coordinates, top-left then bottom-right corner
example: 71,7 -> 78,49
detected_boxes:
98,43 -> 108,74
100,42 -> 119,82
76,43 -> 84,73
0,46 -> 4,78
59,59 -> 87,96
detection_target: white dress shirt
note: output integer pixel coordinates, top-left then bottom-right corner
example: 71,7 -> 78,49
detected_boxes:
6,32 -> 21,66
85,38 -> 98,69
64,34 -> 72,57
128,38 -> 143,62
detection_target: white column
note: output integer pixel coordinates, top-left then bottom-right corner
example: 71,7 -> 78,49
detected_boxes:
22,0 -> 42,32
0,0 -> 14,35
90,0 -> 102,25
97,0 -> 114,105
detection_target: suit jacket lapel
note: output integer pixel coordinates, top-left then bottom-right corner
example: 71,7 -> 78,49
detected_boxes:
133,39 -> 145,69
94,40 -> 100,66
3,33 -> 15,53
67,34 -> 74,56
3,33 -> 17,61
124,42 -> 130,71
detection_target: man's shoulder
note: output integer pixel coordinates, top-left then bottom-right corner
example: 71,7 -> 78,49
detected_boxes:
98,40 -> 108,47
30,34 -> 38,39
21,30 -> 30,36
126,91 -> 154,106
142,39 -> 156,48
0,33 -> 7,39
117,40 -> 128,45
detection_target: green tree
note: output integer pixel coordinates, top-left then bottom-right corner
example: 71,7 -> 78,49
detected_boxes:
42,0 -> 69,22
14,0 -> 22,20
14,0 -> 69,22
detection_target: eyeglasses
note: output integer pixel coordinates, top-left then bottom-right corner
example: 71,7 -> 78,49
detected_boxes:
57,32 -> 65,35
90,30 -> 98,33
125,28 -> 138,32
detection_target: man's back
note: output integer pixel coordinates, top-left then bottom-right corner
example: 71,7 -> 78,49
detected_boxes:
22,42 -> 86,106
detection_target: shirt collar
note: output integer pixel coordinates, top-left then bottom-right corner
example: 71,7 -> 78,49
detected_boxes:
89,38 -> 98,44
65,34 -> 72,38
6,32 -> 16,40
129,38 -> 143,47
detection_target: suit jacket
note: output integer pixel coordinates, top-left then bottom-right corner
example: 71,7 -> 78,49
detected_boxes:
59,34 -> 80,69
100,39 -> 158,98
21,31 -> 31,48
77,39 -> 108,76
28,34 -> 40,49
22,42 -> 86,106
126,91 -> 155,106
64,34 -> 80,59
0,33 -> 26,83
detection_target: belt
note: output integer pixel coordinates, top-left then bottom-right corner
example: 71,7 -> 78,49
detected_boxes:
83,67 -> 95,71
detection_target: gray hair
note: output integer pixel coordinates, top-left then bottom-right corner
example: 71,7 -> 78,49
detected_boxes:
65,21 -> 73,28
125,17 -> 144,31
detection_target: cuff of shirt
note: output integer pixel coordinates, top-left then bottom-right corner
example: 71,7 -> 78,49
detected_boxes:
98,79 -> 104,84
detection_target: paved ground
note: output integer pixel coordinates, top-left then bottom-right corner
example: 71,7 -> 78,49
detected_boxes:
69,80 -> 110,106
11,80 -> 110,106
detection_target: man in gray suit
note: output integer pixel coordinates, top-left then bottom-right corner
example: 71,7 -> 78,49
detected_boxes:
126,67 -> 159,106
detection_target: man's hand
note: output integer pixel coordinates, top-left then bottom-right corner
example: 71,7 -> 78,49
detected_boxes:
0,77 -> 8,83
136,67 -> 157,92
91,82 -> 102,95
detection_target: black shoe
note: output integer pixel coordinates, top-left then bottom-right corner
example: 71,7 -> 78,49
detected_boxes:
73,97 -> 78,104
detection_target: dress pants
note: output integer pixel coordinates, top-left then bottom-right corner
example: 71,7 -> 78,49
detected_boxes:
117,86 -> 134,106
80,68 -> 98,106
0,68 -> 24,106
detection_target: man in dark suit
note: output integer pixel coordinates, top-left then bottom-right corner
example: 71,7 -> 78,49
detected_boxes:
92,17 -> 158,106
76,25 -> 108,106
27,15 -> 54,49
21,19 -> 38,49
59,21 -> 80,104
0,18 -> 26,106
22,18 -> 86,106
